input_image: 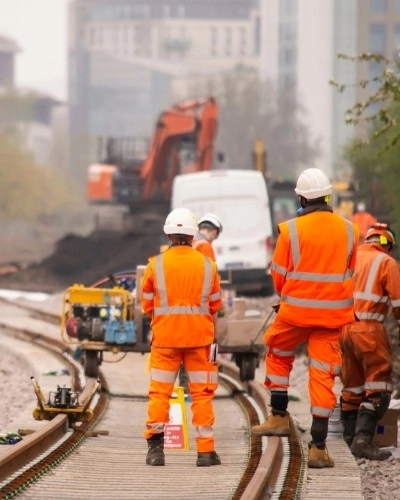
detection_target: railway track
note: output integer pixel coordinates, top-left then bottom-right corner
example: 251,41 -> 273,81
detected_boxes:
0,295 -> 363,499
0,296 -> 305,499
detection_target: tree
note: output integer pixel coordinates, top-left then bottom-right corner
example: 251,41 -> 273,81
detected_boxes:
184,69 -> 321,180
0,133 -> 86,223
330,53 -> 400,235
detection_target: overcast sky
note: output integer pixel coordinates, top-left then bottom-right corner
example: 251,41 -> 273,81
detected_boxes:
0,0 -> 69,100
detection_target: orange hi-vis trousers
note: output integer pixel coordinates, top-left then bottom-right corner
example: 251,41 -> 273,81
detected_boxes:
340,321 -> 393,412
264,316 -> 342,418
145,345 -> 219,453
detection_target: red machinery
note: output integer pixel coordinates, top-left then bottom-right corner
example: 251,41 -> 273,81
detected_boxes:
87,96 -> 218,215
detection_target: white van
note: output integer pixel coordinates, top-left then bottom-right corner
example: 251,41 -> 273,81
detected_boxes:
171,169 -> 275,295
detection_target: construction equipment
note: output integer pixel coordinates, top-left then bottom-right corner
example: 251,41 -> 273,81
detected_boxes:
87,96 -> 218,230
61,267 -> 273,381
31,377 -> 100,424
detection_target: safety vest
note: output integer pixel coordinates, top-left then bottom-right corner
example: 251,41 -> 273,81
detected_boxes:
141,245 -> 222,348
352,242 -> 400,323
192,233 -> 216,260
271,211 -> 358,328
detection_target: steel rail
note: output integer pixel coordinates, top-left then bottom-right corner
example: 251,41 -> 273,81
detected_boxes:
0,298 -> 304,500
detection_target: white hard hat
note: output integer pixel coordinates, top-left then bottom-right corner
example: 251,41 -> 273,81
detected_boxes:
198,213 -> 223,234
164,208 -> 198,236
357,202 -> 366,212
295,168 -> 332,199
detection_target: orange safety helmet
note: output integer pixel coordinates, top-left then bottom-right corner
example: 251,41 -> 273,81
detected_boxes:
365,222 -> 395,247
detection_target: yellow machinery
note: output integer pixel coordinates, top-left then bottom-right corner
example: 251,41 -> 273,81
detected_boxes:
31,377 -> 100,423
61,284 -> 138,377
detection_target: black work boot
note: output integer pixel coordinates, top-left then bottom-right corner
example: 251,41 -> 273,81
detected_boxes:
350,410 -> 391,461
341,410 -> 358,448
146,433 -> 165,466
196,451 -> 221,467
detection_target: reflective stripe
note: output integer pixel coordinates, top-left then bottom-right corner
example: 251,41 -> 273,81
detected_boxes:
309,357 -> 341,375
311,406 -> 332,417
146,423 -> 165,433
288,220 -> 300,266
356,312 -> 385,321
210,290 -> 222,301
273,347 -> 296,357
152,253 -> 213,317
360,402 -> 375,412
143,291 -> 154,300
281,294 -> 353,308
344,385 -> 365,394
266,373 -> 290,385
392,299 -> 400,307
187,370 -> 218,384
150,367 -> 177,384
354,291 -> 388,303
287,270 -> 353,281
270,261 -> 287,276
154,305 -> 209,315
196,425 -> 214,438
365,381 -> 393,391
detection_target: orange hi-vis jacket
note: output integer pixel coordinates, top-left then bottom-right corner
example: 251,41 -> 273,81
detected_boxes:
352,242 -> 400,324
141,245 -> 222,348
192,233 -> 216,260
271,210 -> 359,328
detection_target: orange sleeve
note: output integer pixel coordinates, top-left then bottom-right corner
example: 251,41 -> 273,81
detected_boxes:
270,224 -> 290,296
140,262 -> 155,317
194,240 -> 216,260
348,222 -> 360,271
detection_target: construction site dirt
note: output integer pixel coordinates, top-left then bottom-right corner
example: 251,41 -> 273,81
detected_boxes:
0,222 -> 165,293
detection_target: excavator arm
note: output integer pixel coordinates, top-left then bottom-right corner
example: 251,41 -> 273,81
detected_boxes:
141,96 -> 218,199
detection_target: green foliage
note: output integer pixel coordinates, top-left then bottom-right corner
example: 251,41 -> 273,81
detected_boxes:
330,53 -> 400,144
332,53 -> 400,232
187,70 -> 321,180
0,133 -> 85,223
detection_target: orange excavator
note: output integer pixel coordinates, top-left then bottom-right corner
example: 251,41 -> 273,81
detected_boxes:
87,96 -> 218,229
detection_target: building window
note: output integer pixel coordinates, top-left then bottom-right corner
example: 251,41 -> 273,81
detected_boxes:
394,25 -> 400,60
177,5 -> 185,18
369,24 -> 386,54
369,0 -> 387,13
210,27 -> 217,57
239,28 -> 246,56
163,5 -> 170,18
225,27 -> 232,56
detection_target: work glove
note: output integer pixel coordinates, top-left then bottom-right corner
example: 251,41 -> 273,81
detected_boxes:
272,303 -> 280,313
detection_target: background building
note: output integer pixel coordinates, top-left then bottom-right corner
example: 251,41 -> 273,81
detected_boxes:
260,0 -> 400,180
68,0 -> 260,180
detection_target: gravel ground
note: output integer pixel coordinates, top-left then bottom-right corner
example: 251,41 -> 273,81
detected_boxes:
0,349 -> 34,432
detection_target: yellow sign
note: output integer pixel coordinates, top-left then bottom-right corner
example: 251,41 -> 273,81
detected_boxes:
164,386 -> 189,450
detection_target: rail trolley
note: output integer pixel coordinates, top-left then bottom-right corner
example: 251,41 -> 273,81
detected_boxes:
61,266 -> 273,381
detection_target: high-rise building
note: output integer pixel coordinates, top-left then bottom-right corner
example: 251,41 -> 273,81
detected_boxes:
68,0 -> 260,179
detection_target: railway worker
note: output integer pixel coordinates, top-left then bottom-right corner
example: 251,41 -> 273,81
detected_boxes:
351,201 -> 377,244
340,223 -> 400,461
141,207 -> 223,467
192,212 -> 223,260
251,167 -> 359,469
178,212 -> 223,390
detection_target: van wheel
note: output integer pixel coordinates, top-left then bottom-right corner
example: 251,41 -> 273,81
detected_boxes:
236,354 -> 258,381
